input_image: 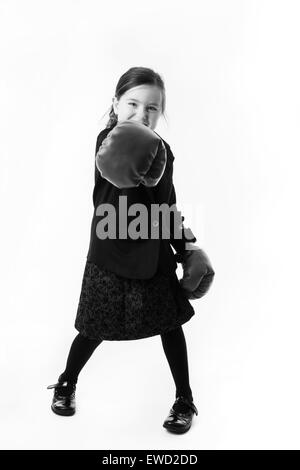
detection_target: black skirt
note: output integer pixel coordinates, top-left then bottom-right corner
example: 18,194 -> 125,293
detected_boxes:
74,261 -> 195,341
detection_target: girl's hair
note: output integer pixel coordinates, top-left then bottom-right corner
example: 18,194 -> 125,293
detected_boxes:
101,67 -> 167,128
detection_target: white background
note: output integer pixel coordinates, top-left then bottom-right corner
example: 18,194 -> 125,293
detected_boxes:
0,0 -> 299,450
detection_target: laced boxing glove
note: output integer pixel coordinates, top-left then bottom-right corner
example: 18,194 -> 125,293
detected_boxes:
175,243 -> 215,300
95,120 -> 167,188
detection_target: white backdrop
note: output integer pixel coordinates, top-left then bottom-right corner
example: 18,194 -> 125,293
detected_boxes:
0,0 -> 299,450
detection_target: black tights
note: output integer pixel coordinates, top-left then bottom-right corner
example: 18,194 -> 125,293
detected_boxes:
59,326 -> 193,401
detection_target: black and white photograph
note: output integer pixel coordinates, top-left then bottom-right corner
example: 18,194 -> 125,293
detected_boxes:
0,0 -> 299,453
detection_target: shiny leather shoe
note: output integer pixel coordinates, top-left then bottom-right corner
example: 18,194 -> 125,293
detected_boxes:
163,396 -> 198,434
47,377 -> 76,416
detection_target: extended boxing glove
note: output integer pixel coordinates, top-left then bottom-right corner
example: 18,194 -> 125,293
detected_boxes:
175,244 -> 215,300
95,120 -> 167,189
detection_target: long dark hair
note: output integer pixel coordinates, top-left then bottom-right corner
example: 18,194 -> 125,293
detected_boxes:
100,67 -> 168,128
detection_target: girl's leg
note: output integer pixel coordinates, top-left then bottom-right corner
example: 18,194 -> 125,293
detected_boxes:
58,332 -> 103,384
160,325 -> 193,402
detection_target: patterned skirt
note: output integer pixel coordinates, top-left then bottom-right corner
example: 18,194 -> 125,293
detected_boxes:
74,261 -> 195,341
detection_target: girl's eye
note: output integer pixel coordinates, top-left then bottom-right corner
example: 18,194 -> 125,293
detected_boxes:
128,103 -> 157,111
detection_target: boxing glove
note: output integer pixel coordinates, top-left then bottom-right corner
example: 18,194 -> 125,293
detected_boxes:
175,244 -> 215,300
95,120 -> 167,189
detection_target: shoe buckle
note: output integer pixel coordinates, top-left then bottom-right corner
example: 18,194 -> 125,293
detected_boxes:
47,383 -> 59,390
189,402 -> 198,416
46,381 -> 69,390
175,396 -> 198,416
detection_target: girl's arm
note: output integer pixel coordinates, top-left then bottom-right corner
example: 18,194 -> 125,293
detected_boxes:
168,183 -> 197,256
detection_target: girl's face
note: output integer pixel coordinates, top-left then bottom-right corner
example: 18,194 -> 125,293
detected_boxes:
112,84 -> 163,131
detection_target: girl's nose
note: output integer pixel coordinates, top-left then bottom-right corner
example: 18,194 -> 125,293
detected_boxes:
135,116 -> 149,126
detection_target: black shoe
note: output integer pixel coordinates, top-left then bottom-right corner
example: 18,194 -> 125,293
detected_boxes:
47,376 -> 77,416
163,396 -> 198,434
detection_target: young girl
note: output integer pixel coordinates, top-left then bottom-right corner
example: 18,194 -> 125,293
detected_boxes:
47,66 -> 214,434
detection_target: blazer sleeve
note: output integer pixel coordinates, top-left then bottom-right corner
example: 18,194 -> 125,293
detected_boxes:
168,182 -> 197,256
94,130 -> 109,185
92,129 -> 112,207
164,143 -> 197,255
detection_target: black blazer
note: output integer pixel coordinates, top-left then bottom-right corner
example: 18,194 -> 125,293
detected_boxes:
86,125 -> 197,279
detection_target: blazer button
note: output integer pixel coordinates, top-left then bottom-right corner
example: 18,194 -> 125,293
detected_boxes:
152,220 -> 159,227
